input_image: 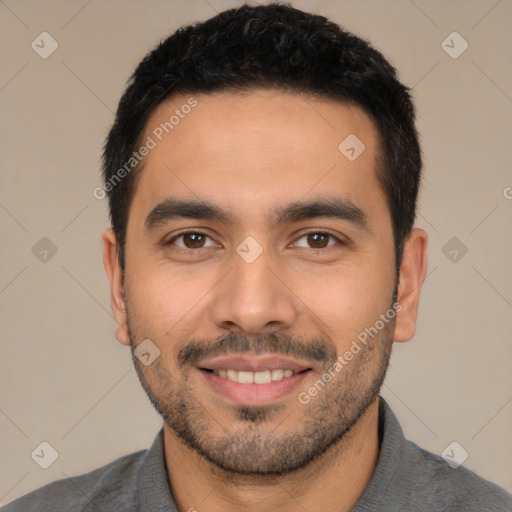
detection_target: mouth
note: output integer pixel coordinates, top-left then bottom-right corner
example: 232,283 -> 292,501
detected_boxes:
197,354 -> 313,405
202,367 -> 310,383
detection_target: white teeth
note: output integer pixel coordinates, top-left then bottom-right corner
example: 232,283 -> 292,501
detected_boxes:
212,368 -> 297,384
237,371 -> 254,384
254,370 -> 272,384
271,369 -> 284,380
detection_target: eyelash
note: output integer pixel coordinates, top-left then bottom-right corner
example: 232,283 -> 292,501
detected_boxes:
165,230 -> 344,251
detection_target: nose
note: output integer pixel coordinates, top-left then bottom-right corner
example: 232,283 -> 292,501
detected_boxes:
210,247 -> 298,336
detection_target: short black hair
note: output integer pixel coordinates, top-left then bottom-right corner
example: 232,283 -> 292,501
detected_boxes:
102,2 -> 422,275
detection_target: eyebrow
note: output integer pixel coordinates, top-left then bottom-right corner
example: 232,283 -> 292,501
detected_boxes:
145,196 -> 369,232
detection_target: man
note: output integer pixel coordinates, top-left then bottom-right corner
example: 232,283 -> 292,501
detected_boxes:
4,3 -> 511,511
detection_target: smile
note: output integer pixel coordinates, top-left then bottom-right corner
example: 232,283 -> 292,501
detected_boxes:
200,367 -> 312,405
209,368 -> 303,384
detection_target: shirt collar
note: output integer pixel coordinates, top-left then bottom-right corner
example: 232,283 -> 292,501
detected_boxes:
136,427 -> 178,512
351,396 -> 412,510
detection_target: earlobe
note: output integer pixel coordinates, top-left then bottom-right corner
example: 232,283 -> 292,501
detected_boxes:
393,228 -> 428,343
102,228 -> 130,346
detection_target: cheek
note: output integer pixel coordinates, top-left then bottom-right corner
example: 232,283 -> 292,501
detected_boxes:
296,261 -> 393,345
126,262 -> 214,337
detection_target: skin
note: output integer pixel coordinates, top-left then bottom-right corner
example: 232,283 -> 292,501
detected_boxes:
103,89 -> 428,512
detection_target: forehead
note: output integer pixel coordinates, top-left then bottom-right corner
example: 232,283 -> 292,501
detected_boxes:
132,89 -> 385,223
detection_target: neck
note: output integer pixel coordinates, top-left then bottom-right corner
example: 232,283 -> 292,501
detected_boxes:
163,397 -> 381,512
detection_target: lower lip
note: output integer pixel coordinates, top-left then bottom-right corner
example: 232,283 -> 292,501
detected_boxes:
200,369 -> 311,406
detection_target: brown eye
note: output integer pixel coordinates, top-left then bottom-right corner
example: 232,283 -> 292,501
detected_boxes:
182,233 -> 206,248
294,232 -> 338,249
307,233 -> 330,248
168,231 -> 216,250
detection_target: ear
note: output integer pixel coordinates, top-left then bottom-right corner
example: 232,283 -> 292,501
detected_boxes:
393,228 -> 428,343
102,228 -> 130,346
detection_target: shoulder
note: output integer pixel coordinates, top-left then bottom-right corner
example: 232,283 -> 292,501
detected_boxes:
1,448 -> 146,512
403,439 -> 512,511
362,398 -> 512,511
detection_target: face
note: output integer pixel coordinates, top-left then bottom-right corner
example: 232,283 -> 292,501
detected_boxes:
104,89 -> 420,475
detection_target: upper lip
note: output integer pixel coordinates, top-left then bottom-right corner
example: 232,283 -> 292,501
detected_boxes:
198,354 -> 313,373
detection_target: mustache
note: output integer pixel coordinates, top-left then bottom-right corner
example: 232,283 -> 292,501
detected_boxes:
177,331 -> 337,368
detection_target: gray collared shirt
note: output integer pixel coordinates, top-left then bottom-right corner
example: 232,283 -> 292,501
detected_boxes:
3,397 -> 511,511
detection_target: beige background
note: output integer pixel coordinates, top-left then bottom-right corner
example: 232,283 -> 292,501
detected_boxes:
1,0 -> 511,506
